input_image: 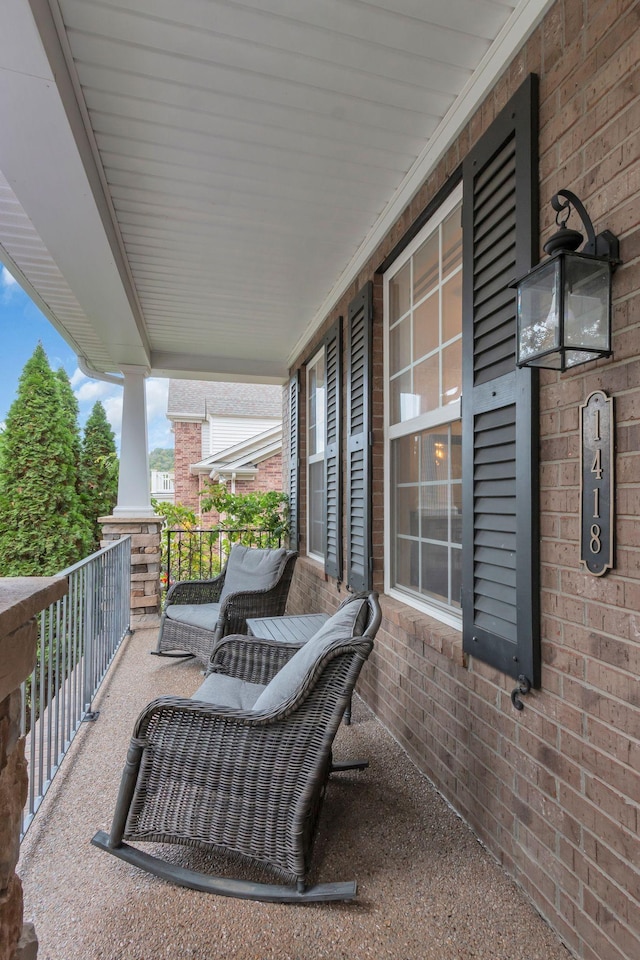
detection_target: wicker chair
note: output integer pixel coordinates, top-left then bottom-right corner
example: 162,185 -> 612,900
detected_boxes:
154,544 -> 298,667
93,592 -> 381,903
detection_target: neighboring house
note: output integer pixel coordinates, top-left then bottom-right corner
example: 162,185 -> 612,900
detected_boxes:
150,470 -> 175,504
167,380 -> 283,524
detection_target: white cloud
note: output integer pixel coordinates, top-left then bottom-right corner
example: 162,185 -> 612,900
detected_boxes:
70,367 -> 87,388
75,378 -> 119,404
1,265 -> 17,288
102,393 -> 124,438
70,370 -> 172,452
72,368 -> 123,443
145,378 -> 170,421
1,265 -> 19,303
146,378 -> 172,450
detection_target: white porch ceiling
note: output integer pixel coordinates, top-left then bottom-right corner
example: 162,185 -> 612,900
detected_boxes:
0,0 -> 552,383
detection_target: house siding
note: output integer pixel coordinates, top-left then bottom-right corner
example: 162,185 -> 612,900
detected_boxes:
207,416 -> 280,457
285,4 -> 640,960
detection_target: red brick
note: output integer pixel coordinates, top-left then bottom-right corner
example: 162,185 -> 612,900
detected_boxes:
282,5 -> 640,957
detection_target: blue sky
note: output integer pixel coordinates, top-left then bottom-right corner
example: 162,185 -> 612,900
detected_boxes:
0,265 -> 172,451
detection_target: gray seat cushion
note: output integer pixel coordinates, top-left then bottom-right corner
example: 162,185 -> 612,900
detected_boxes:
165,602 -> 221,630
218,545 -> 287,604
252,598 -> 367,714
193,673 -> 266,711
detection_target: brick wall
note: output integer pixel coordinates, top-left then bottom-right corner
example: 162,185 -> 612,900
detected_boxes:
285,3 -> 640,959
173,421 -> 202,514
176,452 -> 286,530
233,453 -> 284,496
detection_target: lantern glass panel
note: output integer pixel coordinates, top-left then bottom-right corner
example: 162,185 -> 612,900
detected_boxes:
517,259 -> 560,364
564,254 -> 610,352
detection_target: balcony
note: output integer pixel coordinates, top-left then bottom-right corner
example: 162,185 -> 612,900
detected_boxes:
15,590 -> 569,960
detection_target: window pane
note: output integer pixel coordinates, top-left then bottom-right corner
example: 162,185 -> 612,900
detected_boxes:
396,485 -> 419,536
390,371 -> 418,424
395,538 -> 419,593
389,261 -> 410,323
390,421 -> 462,612
441,339 -> 462,406
451,421 -> 462,479
393,433 -> 419,483
413,353 -> 439,416
451,546 -> 462,608
421,429 -> 448,481
413,232 -> 439,302
442,207 -> 462,276
451,483 -> 463,544
421,542 -> 449,603
308,351 -> 326,560
390,316 -> 411,376
308,460 -> 324,556
413,291 -> 439,360
392,434 -> 419,558
308,355 -> 325,457
421,483 -> 449,541
442,271 -> 462,343
451,423 -> 463,545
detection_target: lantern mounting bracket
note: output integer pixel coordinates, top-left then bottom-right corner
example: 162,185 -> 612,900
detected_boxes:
550,189 -> 620,265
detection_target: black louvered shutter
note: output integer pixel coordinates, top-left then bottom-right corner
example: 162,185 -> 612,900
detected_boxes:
346,282 -> 373,592
287,372 -> 300,550
461,74 -> 540,686
324,319 -> 342,579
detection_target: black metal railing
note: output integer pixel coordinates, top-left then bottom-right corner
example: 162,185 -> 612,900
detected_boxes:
21,537 -> 131,837
163,527 -> 284,588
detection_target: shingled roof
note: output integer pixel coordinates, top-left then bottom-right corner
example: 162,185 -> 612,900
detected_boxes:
167,380 -> 283,420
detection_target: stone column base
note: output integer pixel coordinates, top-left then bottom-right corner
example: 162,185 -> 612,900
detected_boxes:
100,516 -> 163,622
14,922 -> 38,960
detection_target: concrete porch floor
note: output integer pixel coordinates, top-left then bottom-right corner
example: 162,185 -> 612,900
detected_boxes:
18,626 -> 571,960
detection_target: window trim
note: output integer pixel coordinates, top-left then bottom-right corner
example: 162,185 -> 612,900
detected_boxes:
383,182 -> 463,630
306,346 -> 326,564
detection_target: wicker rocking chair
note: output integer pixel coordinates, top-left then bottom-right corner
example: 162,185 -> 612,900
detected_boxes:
154,544 -> 298,667
92,592 -> 381,903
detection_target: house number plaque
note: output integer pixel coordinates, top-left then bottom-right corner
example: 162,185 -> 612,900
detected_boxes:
580,390 -> 614,576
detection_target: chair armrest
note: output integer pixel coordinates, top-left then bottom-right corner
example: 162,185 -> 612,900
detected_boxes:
208,635 -> 303,685
218,582 -> 290,631
133,694 -> 258,738
165,573 -> 225,606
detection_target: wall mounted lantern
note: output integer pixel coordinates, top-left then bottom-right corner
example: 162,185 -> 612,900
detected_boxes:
515,189 -> 621,371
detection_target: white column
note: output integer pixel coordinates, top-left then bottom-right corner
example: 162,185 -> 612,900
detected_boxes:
114,366 -> 154,517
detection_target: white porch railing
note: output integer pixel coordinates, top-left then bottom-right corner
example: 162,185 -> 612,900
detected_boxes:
20,537 -> 131,837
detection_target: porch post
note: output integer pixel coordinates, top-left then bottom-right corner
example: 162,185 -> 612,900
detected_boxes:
101,367 -> 162,628
114,366 -> 153,518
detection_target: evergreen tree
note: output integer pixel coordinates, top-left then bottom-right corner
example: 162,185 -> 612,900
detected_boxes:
0,344 -> 92,575
56,367 -> 92,554
80,401 -> 119,548
56,368 -> 83,482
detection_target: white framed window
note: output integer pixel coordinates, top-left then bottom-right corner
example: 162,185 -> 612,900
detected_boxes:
384,184 -> 463,626
160,472 -> 174,492
307,348 -> 326,562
